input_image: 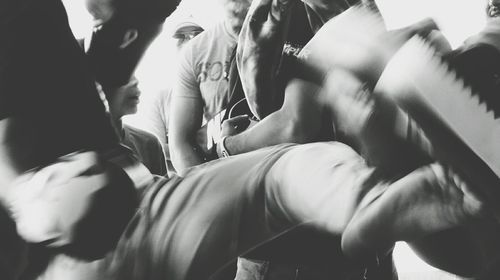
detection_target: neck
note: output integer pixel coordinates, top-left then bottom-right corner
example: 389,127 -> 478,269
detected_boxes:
111,115 -> 125,139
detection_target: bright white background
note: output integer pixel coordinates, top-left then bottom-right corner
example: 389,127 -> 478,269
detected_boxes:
62,1 -> 487,279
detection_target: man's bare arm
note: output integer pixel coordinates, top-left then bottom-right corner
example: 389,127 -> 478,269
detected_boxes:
168,95 -> 205,174
223,78 -> 324,155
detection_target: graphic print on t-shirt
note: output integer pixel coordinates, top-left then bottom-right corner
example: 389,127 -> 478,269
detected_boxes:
196,61 -> 231,83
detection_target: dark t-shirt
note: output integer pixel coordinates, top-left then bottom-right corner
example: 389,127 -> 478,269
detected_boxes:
123,125 -> 167,176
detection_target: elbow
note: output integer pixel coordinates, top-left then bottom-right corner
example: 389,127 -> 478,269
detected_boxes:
247,98 -> 271,120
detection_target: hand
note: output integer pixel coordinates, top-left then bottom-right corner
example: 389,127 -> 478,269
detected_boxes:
221,115 -> 255,137
7,151 -> 110,246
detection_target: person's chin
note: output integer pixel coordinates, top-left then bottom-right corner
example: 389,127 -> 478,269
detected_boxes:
127,97 -> 140,108
125,105 -> 139,115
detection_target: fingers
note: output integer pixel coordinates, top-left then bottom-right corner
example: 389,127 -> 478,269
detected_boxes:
269,0 -> 295,23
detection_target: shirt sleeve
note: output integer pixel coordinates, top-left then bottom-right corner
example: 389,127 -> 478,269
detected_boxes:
173,42 -> 203,100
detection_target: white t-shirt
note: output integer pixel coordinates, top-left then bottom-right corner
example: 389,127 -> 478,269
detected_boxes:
174,21 -> 237,149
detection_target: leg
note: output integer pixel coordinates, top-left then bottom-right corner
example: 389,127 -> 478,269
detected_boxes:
342,163 -> 488,276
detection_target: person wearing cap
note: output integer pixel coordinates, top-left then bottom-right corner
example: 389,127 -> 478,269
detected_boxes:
169,0 -> 252,174
145,20 -> 204,177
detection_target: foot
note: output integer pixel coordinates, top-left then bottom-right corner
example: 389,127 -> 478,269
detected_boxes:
341,163 -> 486,259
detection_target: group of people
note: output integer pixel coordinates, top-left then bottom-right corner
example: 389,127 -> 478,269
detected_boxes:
1,0 -> 500,279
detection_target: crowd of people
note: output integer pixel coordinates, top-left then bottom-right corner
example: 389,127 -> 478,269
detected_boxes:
1,0 -> 500,279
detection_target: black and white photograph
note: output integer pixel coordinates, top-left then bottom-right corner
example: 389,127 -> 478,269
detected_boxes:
1,0 -> 499,279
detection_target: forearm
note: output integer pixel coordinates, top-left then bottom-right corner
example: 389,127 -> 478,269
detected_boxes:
224,84 -> 321,156
168,95 -> 205,174
170,141 -> 205,175
224,112 -> 300,156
